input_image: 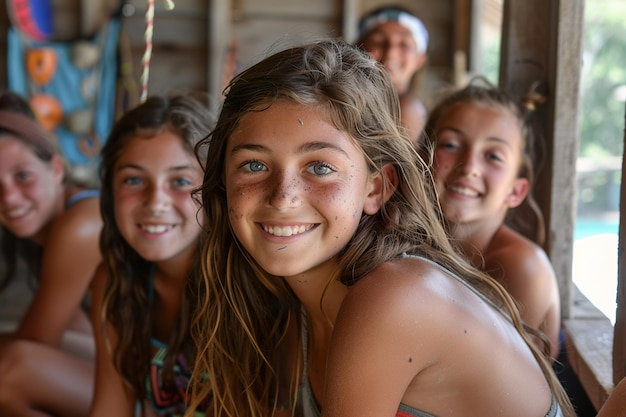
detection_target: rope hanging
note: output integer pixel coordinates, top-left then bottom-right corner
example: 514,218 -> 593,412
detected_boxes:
140,0 -> 175,102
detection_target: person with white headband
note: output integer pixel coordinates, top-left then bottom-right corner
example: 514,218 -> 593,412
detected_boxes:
358,6 -> 429,146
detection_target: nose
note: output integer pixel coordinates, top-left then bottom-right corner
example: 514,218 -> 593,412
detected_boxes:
268,170 -> 302,210
0,181 -> 20,207
380,41 -> 401,62
145,182 -> 171,215
456,151 -> 480,177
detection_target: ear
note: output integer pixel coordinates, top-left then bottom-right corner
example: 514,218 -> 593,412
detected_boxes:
364,164 -> 398,215
505,177 -> 529,208
50,154 -> 65,184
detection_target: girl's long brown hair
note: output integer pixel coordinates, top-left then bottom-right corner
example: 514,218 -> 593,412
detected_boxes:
187,39 -> 574,417
98,94 -> 214,403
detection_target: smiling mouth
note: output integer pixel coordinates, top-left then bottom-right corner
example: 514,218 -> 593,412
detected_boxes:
262,224 -> 315,237
140,224 -> 174,234
447,185 -> 480,197
5,207 -> 29,219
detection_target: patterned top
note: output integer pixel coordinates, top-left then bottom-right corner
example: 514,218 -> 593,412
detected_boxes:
137,265 -> 210,417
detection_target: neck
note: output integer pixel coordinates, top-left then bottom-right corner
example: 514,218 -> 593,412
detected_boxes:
155,244 -> 196,284
448,218 -> 504,268
285,268 -> 347,329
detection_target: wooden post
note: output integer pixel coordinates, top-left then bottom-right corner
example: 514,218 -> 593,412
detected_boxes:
342,0 -> 359,43
615,101 -> 626,384
208,0 -> 232,110
499,0 -> 584,320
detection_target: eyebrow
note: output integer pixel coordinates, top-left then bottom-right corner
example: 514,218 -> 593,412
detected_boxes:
230,140 -> 351,158
116,163 -> 197,172
438,127 -> 514,149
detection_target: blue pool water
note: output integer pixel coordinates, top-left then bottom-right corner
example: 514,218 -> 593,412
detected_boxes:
574,218 -> 619,240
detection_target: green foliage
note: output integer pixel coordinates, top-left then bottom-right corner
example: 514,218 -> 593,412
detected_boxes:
579,0 -> 626,157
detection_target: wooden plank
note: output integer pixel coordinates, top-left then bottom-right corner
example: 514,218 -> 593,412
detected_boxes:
118,0 -> 209,107
234,18 -> 341,70
207,0 -> 232,109
241,0 -> 339,18
453,0 -> 471,63
614,101 -> 626,384
563,317 -> 613,411
342,0 -> 359,42
121,14 -> 209,46
124,0 -> 209,13
499,0 -> 583,321
549,0 -> 584,320
124,45 -> 208,101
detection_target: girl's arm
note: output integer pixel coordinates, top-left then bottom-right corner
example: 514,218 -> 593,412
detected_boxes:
15,197 -> 102,346
89,263 -> 136,417
597,377 -> 626,417
491,239 -> 561,359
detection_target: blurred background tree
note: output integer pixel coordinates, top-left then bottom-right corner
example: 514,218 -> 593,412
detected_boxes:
579,0 -> 626,158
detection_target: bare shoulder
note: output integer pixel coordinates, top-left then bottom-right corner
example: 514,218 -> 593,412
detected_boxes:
486,225 -> 555,283
329,258 -> 555,417
331,257 -> 471,379
49,193 -> 102,244
485,225 -> 560,352
340,257 -> 482,340
58,193 -> 101,230
346,257 -> 447,304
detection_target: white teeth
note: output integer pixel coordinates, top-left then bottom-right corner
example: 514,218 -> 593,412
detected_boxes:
263,224 -> 312,237
6,207 -> 28,218
142,224 -> 170,234
448,186 -> 479,197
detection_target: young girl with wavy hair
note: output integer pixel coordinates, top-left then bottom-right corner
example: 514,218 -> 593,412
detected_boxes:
90,94 -> 213,417
187,39 -> 574,417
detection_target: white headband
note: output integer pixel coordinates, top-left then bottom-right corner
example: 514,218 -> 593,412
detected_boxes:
359,9 -> 429,55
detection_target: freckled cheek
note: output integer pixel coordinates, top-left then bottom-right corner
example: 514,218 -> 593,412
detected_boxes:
319,184 -> 364,217
227,183 -> 265,221
433,160 -> 454,182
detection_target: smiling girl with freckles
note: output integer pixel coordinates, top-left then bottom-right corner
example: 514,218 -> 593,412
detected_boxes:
186,40 -> 574,417
423,82 -> 561,360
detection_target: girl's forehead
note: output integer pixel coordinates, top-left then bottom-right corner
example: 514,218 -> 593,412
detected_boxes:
437,102 -> 525,147
0,134 -> 43,156
440,102 -> 521,128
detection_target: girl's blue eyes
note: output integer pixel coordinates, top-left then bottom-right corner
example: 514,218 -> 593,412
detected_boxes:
439,142 -> 458,150
438,143 -> 505,163
173,178 -> 192,187
123,177 -> 143,186
242,161 -> 334,176
15,171 -> 33,181
245,160 -> 266,172
309,162 -> 333,175
121,177 -> 193,187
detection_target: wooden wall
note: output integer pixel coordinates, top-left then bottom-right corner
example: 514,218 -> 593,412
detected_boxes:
0,0 -> 471,112
119,0 -> 211,108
